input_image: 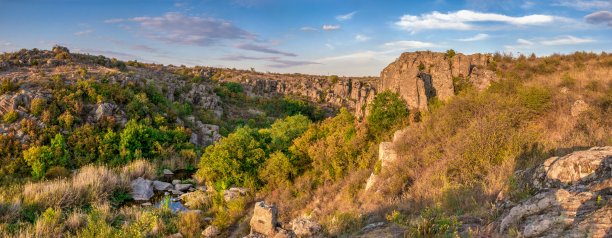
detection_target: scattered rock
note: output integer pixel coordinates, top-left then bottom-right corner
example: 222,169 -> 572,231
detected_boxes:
290,217 -> 322,237
166,233 -> 183,238
250,201 -> 278,237
141,202 -> 152,206
175,183 -> 193,192
570,99 -> 589,117
153,180 -> 174,191
172,179 -> 181,185
202,225 -> 220,237
361,222 -> 385,232
130,177 -> 154,201
163,169 -> 174,176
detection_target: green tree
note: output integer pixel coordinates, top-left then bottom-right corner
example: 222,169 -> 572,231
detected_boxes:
119,120 -> 158,162
366,91 -> 409,137
259,114 -> 311,152
23,145 -> 53,179
50,133 -> 70,167
258,151 -> 295,187
196,126 -> 266,189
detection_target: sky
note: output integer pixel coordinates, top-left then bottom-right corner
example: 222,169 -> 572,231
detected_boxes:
0,0 -> 611,76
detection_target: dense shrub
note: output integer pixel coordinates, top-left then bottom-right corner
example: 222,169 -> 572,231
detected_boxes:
0,78 -> 18,94
366,91 -> 408,137
2,110 -> 19,123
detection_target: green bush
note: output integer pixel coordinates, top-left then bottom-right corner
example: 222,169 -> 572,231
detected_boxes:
30,98 -> 46,116
518,86 -> 551,113
0,78 -> 18,94
366,91 -> 408,137
23,145 -> 53,179
2,110 -> 19,123
328,75 -> 339,84
196,126 -> 265,189
259,114 -> 311,152
446,49 -> 456,59
258,151 -> 295,187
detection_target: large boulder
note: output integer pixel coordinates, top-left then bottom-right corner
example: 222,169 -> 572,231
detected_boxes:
152,180 -> 174,191
131,177 -> 154,201
497,147 -> 612,237
365,142 -> 399,191
250,201 -> 278,237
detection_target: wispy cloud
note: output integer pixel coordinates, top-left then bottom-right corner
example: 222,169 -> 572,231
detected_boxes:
236,43 -> 297,56
322,24 -> 341,31
74,29 -> 93,36
554,0 -> 611,10
130,44 -> 158,53
106,12 -> 253,46
336,11 -> 357,21
383,40 -> 436,49
539,35 -> 596,45
104,18 -> 124,24
458,33 -> 490,41
355,34 -> 371,42
504,38 -> 535,51
396,10 -> 560,32
219,54 -> 318,68
585,10 -> 612,26
300,26 -> 318,32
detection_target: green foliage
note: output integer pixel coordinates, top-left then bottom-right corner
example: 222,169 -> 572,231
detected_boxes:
0,78 -> 18,94
418,62 -> 425,71
328,75 -> 339,84
197,126 -> 265,189
452,76 -> 472,95
30,98 -> 46,116
408,207 -> 461,237
23,146 -> 53,179
259,114 -> 311,152
518,86 -> 551,113
258,151 -> 295,187
263,97 -> 322,121
2,110 -> 19,123
366,91 -> 408,137
446,49 -> 456,59
50,134 -> 70,167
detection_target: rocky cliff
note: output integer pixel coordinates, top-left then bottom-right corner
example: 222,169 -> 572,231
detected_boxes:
219,72 -> 378,119
380,51 -> 496,110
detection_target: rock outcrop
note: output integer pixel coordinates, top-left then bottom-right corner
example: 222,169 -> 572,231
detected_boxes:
497,147 -> 612,237
249,201 -> 279,237
365,142 -> 399,191
380,51 -> 496,110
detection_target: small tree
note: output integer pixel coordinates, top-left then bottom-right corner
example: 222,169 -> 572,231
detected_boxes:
366,91 -> 409,137
3,110 -> 19,123
446,49 -> 456,59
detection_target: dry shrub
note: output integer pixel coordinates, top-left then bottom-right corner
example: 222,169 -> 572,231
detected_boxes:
45,166 -> 71,179
34,207 -> 64,238
24,165 -> 127,208
65,210 -> 87,233
120,159 -> 157,180
179,211 -> 203,238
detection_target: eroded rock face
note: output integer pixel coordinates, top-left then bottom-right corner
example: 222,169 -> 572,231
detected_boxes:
228,76 -> 377,119
250,201 -> 279,237
380,51 -> 496,110
498,147 -> 612,237
365,142 -> 399,191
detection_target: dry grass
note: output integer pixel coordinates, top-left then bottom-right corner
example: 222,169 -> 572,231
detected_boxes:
120,159 -> 157,181
24,165 -> 127,208
179,211 -> 203,238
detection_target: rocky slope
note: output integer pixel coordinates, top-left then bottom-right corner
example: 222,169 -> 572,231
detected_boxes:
380,51 -> 496,110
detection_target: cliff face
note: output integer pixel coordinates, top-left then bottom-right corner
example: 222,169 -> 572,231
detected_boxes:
222,73 -> 378,119
380,51 -> 496,110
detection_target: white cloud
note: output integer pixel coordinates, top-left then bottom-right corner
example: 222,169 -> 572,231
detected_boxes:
336,11 -> 357,21
74,29 -> 93,36
504,38 -> 535,51
517,38 -> 534,45
355,34 -> 371,42
554,0 -> 611,10
539,35 -> 596,45
104,18 -> 124,24
458,33 -> 489,41
383,40 -> 435,49
395,10 -> 559,32
322,24 -> 341,31
300,26 -> 318,31
0,40 -> 12,46
236,43 -> 297,56
325,43 -> 335,50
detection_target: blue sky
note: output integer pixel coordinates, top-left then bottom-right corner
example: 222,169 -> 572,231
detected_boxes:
0,0 -> 610,76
